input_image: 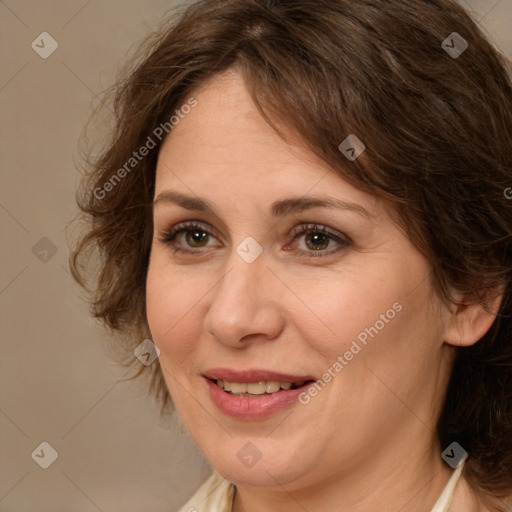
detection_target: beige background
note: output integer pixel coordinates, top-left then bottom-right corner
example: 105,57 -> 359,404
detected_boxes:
1,1 -> 511,510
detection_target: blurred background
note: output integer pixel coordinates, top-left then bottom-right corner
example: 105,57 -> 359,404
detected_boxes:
1,0 -> 511,510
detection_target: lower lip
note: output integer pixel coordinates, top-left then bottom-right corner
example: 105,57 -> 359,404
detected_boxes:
205,378 -> 312,420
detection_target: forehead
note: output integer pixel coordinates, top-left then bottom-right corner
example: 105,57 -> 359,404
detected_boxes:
154,70 -> 383,217
156,70 -> 311,178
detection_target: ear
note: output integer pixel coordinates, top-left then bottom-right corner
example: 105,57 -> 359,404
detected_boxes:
444,285 -> 504,348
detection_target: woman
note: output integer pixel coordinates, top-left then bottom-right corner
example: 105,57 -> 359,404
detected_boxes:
70,0 -> 512,510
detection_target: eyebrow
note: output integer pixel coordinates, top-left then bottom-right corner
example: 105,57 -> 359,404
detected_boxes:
153,191 -> 374,220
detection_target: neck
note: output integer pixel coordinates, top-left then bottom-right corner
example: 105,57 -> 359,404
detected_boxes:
232,447 -> 455,512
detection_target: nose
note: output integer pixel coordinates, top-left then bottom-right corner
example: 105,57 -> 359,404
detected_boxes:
202,246 -> 285,348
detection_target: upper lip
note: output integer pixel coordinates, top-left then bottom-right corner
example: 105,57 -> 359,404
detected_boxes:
203,368 -> 315,384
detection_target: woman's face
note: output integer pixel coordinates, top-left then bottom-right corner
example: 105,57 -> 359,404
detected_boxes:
146,70 -> 454,491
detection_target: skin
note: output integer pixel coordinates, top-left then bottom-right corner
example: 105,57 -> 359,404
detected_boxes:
145,69 -> 500,512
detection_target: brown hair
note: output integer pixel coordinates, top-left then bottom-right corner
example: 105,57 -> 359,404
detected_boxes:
70,0 -> 512,507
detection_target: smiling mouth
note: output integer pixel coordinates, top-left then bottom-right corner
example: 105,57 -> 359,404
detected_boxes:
214,379 -> 313,397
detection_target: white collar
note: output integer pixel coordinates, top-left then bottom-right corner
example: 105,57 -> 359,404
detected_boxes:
430,461 -> 466,512
178,460 -> 466,511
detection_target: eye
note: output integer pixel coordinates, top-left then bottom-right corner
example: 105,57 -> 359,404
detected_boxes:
159,221 -> 220,254
286,223 -> 351,257
158,221 -> 351,257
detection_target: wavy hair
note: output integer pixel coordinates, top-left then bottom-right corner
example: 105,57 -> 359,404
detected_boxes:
70,0 -> 512,507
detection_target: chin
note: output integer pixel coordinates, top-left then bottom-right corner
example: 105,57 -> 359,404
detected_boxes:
197,435 -> 317,488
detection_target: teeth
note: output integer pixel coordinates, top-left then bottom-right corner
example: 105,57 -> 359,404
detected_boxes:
230,382 -> 248,394
265,381 -> 281,393
215,379 -> 304,395
247,382 -> 266,394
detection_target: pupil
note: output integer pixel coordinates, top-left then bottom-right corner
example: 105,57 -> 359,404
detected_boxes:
306,233 -> 328,250
187,230 -> 208,246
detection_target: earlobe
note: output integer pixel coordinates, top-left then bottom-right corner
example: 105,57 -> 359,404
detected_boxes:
444,286 -> 504,348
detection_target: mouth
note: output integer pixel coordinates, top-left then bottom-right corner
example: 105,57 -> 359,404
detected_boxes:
213,378 -> 310,397
202,369 -> 316,419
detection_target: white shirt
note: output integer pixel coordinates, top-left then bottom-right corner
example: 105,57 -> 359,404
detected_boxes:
178,461 -> 465,512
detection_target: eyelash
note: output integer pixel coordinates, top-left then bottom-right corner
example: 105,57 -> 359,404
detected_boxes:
158,220 -> 352,258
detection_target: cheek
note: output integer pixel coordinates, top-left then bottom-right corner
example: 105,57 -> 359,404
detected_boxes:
145,257 -> 206,364
286,266 -> 407,357
290,257 -> 437,386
